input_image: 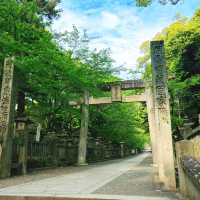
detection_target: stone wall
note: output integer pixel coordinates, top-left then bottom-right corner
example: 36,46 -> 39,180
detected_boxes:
181,156 -> 200,200
175,137 -> 200,200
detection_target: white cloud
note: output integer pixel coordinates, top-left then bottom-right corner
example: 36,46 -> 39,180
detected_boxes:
52,9 -> 89,32
100,11 -> 120,29
52,6 -> 165,78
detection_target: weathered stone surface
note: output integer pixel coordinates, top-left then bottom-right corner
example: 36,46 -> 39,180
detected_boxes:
181,156 -> 200,189
145,84 -> 159,184
16,117 -> 28,175
78,90 -> 89,165
111,85 -> 122,102
100,80 -> 145,91
70,94 -> 146,106
175,140 -> 191,199
0,57 -> 15,178
151,41 -> 176,191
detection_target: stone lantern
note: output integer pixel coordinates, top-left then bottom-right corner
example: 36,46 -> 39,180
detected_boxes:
181,116 -> 194,139
120,142 -> 125,158
15,117 -> 27,131
15,117 -> 29,175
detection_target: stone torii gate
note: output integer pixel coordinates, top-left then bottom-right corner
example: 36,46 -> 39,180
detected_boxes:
72,79 -> 146,166
73,41 -> 176,191
0,41 -> 176,191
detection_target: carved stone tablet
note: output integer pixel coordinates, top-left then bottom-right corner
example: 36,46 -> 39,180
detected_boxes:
0,57 -> 15,178
151,41 -> 168,109
151,41 -> 176,191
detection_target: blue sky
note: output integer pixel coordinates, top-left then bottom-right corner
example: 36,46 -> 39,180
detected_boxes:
53,0 -> 200,77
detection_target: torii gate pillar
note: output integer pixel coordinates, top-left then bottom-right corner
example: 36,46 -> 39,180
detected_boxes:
146,84 -> 159,185
150,41 -> 176,191
77,90 -> 89,166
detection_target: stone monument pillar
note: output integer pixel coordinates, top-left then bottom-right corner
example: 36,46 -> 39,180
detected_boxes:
150,41 -> 176,191
145,83 -> 159,185
77,90 -> 89,165
0,57 -> 15,178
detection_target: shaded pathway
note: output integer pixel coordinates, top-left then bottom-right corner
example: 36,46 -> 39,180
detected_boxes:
0,153 -> 178,200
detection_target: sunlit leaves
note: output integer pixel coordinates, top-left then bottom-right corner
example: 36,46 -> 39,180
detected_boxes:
136,0 -> 181,7
90,103 -> 149,149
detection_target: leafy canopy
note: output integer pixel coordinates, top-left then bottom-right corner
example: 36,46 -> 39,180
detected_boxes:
0,0 -> 149,148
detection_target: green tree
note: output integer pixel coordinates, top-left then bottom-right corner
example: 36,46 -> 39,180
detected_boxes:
90,102 -> 149,149
0,0 -> 149,150
136,0 -> 181,7
137,8 -> 200,139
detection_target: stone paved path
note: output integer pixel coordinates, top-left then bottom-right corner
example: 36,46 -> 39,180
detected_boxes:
0,153 -> 178,200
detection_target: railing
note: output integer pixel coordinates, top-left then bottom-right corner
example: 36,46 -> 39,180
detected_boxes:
27,141 -> 58,170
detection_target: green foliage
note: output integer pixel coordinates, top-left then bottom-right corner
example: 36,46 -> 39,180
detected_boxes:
136,0 -> 181,7
56,26 -> 117,78
90,103 -> 149,149
136,0 -> 152,7
0,0 -> 149,149
35,0 -> 61,20
137,8 -> 200,139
